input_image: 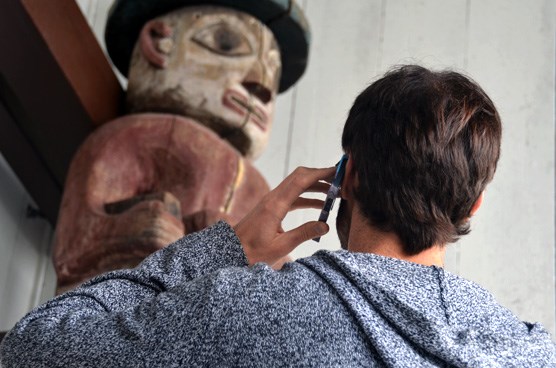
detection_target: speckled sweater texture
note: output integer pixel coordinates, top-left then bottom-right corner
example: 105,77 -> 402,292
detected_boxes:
1,221 -> 554,367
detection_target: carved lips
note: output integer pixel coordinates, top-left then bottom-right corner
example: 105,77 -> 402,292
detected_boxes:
222,89 -> 269,131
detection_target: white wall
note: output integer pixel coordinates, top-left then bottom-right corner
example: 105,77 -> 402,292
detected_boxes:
257,0 -> 556,336
1,0 -> 553,337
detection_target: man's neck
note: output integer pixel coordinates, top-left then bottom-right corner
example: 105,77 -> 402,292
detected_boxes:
346,210 -> 446,267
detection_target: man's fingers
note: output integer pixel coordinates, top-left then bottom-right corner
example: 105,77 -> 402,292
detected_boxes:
278,167 -> 335,193
236,166 -> 336,266
306,181 -> 331,194
278,221 -> 329,251
262,167 -> 335,219
275,167 -> 335,200
291,197 -> 325,211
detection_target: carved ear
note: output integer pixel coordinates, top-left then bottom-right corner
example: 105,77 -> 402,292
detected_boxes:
139,19 -> 174,69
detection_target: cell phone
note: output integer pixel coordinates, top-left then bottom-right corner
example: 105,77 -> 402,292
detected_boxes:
313,154 -> 349,242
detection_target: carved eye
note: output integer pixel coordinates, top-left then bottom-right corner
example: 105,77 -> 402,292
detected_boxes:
192,23 -> 253,57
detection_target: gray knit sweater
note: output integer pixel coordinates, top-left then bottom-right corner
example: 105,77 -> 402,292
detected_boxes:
1,221 -> 554,367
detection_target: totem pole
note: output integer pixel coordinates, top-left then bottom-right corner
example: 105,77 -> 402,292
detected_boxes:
53,0 -> 310,293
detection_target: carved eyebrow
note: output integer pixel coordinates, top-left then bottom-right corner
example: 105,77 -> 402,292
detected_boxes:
191,21 -> 254,57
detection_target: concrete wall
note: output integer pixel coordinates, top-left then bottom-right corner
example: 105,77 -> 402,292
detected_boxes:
0,0 -> 553,337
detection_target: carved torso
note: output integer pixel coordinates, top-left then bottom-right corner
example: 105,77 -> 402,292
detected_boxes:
54,113 -> 269,292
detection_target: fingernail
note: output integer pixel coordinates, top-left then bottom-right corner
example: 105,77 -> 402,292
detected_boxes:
316,222 -> 329,235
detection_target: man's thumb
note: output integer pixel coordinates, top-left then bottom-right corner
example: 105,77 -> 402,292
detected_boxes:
288,221 -> 330,246
312,221 -> 330,237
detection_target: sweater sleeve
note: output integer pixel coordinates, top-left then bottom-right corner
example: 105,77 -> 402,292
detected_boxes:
0,221 -> 249,368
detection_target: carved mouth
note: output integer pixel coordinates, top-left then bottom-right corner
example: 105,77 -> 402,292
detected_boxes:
222,89 -> 268,131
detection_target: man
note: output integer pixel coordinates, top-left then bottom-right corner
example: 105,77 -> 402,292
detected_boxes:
1,66 -> 554,366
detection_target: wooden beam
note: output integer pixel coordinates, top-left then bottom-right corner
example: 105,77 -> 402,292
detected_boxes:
21,0 -> 123,126
0,0 -> 124,224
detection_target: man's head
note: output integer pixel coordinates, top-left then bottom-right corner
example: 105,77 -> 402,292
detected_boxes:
339,65 -> 502,254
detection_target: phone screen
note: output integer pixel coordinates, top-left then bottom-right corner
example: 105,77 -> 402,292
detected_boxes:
313,154 -> 349,242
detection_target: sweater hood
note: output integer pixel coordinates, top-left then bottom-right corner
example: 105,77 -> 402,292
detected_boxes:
299,250 -> 555,367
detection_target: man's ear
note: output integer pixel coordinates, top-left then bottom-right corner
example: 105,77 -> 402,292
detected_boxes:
341,155 -> 356,200
139,19 -> 174,69
469,192 -> 484,217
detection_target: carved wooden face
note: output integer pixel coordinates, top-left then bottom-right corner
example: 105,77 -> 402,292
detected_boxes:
127,6 -> 282,159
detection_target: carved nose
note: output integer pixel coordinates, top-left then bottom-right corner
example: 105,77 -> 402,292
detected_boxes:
242,81 -> 272,104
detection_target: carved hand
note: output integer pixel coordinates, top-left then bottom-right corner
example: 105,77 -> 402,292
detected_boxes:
103,191 -> 185,252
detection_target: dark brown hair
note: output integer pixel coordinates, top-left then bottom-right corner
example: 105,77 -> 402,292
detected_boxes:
342,65 -> 502,254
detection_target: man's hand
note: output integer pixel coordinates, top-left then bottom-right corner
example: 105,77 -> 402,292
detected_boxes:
234,166 -> 335,266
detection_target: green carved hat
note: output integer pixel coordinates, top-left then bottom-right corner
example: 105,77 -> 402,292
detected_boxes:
105,0 -> 311,93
